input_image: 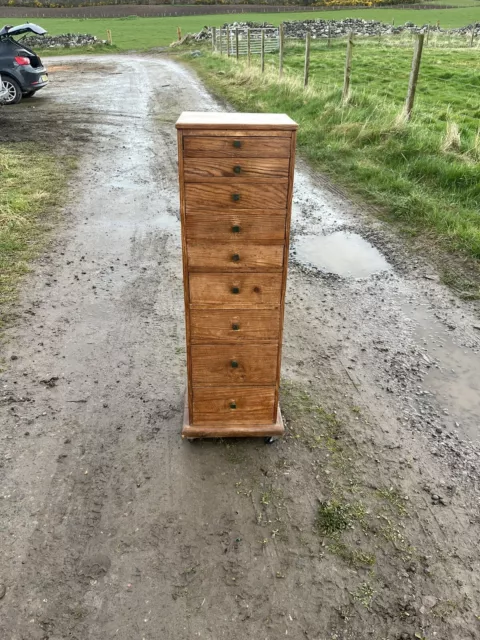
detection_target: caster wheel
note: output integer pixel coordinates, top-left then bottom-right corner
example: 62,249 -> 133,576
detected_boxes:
264,436 -> 276,445
187,438 -> 196,443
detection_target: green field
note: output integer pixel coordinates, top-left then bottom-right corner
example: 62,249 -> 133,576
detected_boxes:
6,6 -> 480,51
189,39 -> 480,268
434,0 -> 479,5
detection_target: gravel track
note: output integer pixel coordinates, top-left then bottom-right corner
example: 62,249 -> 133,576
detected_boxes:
0,54 -> 479,639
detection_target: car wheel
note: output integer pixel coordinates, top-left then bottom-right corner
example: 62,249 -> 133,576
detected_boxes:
2,77 -> 22,104
23,90 -> 37,99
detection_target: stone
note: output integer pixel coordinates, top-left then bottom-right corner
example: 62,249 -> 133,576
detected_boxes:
422,595 -> 437,609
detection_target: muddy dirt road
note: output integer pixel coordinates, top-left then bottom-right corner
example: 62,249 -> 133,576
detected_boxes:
1,56 -> 480,640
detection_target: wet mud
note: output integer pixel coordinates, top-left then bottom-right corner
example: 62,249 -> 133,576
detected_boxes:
0,55 -> 479,640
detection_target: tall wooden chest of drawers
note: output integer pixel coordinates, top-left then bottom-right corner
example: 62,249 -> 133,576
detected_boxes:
176,112 -> 297,439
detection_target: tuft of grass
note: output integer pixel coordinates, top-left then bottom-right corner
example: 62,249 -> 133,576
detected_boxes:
351,581 -> 376,608
316,499 -> 366,536
0,144 -> 73,326
190,40 -> 480,262
442,121 -> 461,153
329,540 -> 376,567
376,486 -> 409,516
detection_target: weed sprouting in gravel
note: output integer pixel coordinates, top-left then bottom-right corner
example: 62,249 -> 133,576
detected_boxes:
376,486 -> 409,516
328,540 -> 376,568
351,581 -> 376,608
316,499 -> 366,536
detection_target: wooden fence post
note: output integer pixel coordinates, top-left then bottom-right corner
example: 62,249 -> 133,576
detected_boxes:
425,24 -> 430,46
219,28 -> 223,55
471,29 -> 475,47
328,22 -> 331,47
235,28 -> 239,60
403,33 -> 425,120
261,29 -> 265,73
227,27 -> 230,57
247,28 -> 251,66
212,27 -> 216,53
279,23 -> 284,78
342,32 -> 354,104
177,26 -> 181,41
303,31 -> 310,88
106,29 -> 112,45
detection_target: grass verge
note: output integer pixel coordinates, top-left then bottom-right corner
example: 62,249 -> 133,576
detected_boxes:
0,143 -> 74,326
187,41 -> 480,268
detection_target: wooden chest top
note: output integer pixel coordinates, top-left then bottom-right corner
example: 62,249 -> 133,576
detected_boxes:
175,111 -> 298,131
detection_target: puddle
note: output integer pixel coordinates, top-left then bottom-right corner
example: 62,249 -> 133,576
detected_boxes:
293,231 -> 391,278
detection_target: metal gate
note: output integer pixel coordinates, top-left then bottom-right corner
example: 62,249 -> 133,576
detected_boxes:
215,28 -> 280,56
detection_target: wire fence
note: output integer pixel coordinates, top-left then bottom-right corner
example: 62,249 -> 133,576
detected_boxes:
211,25 -> 480,118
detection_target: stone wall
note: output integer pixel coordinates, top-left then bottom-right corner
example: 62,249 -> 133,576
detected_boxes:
193,18 -> 480,41
22,33 -> 102,48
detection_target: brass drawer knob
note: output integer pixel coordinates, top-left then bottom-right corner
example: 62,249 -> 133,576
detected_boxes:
232,323 -> 240,331
231,225 -> 241,233
233,165 -> 241,174
231,286 -> 240,294
232,254 -> 240,263
231,360 -> 239,368
231,193 -> 240,202
230,401 -> 237,409
233,140 -> 241,148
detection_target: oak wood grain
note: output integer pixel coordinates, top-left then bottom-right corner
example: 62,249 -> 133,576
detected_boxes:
191,386 -> 276,425
187,243 -> 284,271
185,182 -> 288,210
189,273 -> 283,308
273,129 -> 297,422
181,129 -> 292,137
177,130 -> 194,419
185,210 -> 287,244
184,136 -> 291,158
191,343 -> 278,385
190,309 -> 280,343
177,114 -> 297,437
184,158 -> 290,181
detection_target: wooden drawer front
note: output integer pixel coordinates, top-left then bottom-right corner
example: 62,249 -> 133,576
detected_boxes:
192,344 -> 278,385
185,211 -> 286,244
187,243 -> 284,272
184,157 -> 290,181
184,136 -> 291,158
191,309 -> 280,343
185,183 -> 288,210
192,386 -> 276,425
189,273 -> 282,308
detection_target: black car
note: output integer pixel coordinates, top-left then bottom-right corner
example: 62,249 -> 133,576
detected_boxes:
0,23 -> 48,104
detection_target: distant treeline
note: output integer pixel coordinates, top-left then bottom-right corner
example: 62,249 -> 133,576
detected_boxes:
0,0 -> 422,8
